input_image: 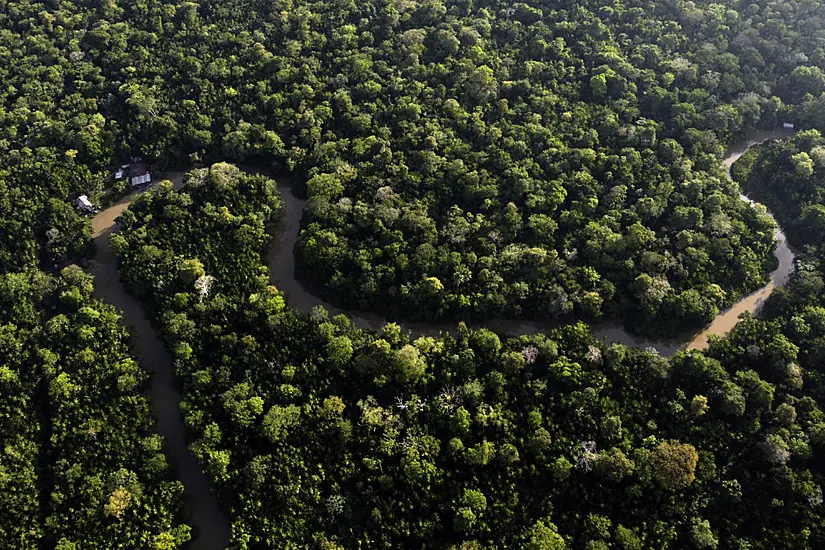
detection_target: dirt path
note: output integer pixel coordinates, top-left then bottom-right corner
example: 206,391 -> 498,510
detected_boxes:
89,173 -> 230,550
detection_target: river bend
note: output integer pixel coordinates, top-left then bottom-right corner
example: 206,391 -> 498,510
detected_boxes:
86,129 -> 794,549
267,128 -> 796,354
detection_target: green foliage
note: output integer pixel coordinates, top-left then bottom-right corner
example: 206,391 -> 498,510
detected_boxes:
262,405 -> 302,444
5,0 -> 825,547
524,519 -> 566,550
0,269 -> 188,548
651,441 -> 699,490
112,167 -> 825,549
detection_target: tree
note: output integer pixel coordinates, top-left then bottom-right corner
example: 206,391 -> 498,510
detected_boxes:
792,152 -> 814,177
690,518 -> 718,549
614,525 -> 643,550
465,66 -> 498,104
307,172 -> 345,200
393,344 -> 427,383
104,487 -> 133,519
179,258 -> 206,284
327,335 -> 354,366
524,519 -> 566,550
262,405 -> 301,443
690,395 -> 708,417
454,489 -> 487,532
595,448 -> 635,483
651,441 -> 699,490
222,383 -> 265,428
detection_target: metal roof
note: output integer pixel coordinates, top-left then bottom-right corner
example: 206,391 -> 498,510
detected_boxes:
76,195 -> 94,209
131,173 -> 151,186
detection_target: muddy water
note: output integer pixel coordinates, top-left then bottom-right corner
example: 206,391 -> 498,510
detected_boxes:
686,127 -> 796,349
82,129 -> 794,547
89,172 -> 230,550
267,129 -> 796,354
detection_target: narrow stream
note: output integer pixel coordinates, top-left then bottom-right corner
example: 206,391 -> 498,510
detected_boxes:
84,129 -> 794,550
266,128 -> 796,354
90,174 -> 230,550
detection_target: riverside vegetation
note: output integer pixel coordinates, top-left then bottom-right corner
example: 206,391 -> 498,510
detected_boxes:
111,163 -> 825,549
0,267 -> 190,548
8,0 -> 825,335
4,0 -> 825,548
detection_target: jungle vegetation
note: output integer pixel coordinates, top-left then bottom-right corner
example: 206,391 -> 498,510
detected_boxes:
5,0 -> 825,334
112,163 -> 825,549
0,267 -> 190,549
3,0 -> 825,548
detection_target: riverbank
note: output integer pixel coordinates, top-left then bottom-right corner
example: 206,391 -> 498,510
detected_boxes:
89,172 -> 230,550
82,128 -> 794,549
266,128 -> 796,354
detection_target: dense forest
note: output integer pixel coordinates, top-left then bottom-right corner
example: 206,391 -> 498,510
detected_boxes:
113,163 -> 825,549
4,0 -> 825,548
733,129 -> 825,251
3,0 -> 825,334
0,267 -> 189,549
731,128 -> 825,351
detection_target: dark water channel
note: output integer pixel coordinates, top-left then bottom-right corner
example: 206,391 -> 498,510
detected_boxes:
87,129 -> 793,550
266,128 -> 796,354
90,173 -> 230,550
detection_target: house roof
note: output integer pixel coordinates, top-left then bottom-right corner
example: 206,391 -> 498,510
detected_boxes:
131,173 -> 151,186
76,195 -> 93,209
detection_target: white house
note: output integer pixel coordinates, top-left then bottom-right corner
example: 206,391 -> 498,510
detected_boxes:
75,195 -> 95,213
115,169 -> 124,179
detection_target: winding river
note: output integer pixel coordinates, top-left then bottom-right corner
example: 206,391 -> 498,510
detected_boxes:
87,129 -> 793,549
267,128 -> 797,354
90,173 -> 231,550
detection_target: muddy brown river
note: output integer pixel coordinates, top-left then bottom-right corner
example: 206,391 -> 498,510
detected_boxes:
267,128 -> 796,354
90,173 -> 231,550
88,129 -> 793,549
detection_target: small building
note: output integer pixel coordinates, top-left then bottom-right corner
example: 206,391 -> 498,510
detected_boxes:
75,195 -> 96,213
131,172 -> 151,186
114,169 -> 124,179
129,161 -> 151,187
783,122 -> 795,129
